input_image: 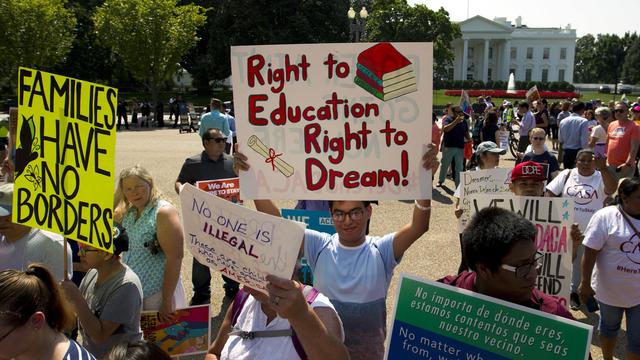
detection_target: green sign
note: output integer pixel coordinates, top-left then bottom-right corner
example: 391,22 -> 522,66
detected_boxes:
385,274 -> 592,360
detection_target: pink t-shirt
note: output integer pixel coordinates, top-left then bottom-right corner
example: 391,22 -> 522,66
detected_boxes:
607,120 -> 640,166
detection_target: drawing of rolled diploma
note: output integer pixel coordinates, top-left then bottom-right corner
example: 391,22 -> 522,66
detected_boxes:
247,135 -> 295,177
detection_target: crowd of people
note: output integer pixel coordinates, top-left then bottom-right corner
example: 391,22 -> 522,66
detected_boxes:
0,94 -> 639,360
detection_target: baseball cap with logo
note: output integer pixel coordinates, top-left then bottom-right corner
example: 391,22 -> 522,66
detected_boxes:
510,161 -> 546,182
0,183 -> 13,216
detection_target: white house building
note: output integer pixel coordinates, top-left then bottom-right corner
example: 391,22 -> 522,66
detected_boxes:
450,16 -> 577,83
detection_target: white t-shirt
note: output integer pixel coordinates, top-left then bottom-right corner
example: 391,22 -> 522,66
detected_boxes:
546,168 -> 605,231
221,292 -> 342,360
583,206 -> 640,307
590,124 -> 607,144
0,228 -> 72,281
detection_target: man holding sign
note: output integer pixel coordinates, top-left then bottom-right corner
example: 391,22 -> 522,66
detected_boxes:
175,128 -> 239,305
235,145 -> 439,360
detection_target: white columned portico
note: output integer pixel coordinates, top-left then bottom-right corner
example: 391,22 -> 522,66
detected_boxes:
482,39 -> 489,83
503,39 -> 511,81
462,39 -> 468,80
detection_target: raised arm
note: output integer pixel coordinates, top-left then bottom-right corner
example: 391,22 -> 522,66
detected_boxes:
392,145 -> 439,260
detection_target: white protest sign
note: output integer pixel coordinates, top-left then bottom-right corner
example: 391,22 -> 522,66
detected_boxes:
457,168 -> 511,232
469,194 -> 574,306
179,184 -> 306,292
231,42 -> 432,200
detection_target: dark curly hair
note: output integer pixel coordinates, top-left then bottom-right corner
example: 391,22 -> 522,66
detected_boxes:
462,207 -> 536,273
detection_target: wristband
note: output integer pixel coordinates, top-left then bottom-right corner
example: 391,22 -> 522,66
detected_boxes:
414,200 -> 431,211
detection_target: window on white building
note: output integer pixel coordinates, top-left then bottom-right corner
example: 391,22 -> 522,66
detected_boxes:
543,48 -> 549,60
488,68 -> 492,81
541,69 -> 549,82
511,47 -> 517,59
526,47 -> 533,59
560,48 -> 567,60
558,69 -> 565,82
510,68 -> 516,76
489,47 -> 493,59
525,68 -> 532,81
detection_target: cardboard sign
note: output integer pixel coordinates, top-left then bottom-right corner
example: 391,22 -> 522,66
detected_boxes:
231,42 -> 433,200
179,184 -> 305,291
196,177 -> 242,204
468,195 -> 574,305
141,305 -> 210,357
457,168 -> 511,233
386,275 -> 592,360
15,68 -> 117,252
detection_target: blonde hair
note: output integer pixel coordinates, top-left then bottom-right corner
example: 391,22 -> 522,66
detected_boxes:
114,165 -> 163,220
530,127 -> 546,137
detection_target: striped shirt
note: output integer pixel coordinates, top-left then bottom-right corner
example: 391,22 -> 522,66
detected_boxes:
63,338 -> 97,360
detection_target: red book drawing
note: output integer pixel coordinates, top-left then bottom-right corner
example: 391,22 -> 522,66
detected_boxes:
355,42 -> 416,101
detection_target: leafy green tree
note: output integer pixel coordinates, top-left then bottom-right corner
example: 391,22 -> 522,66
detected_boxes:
0,0 -> 77,91
183,0 -> 351,93
365,0 -> 461,80
93,0 -> 207,103
573,34 -> 597,83
622,34 -> 640,85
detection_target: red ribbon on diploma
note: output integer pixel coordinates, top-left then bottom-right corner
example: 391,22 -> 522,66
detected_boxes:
265,148 -> 283,171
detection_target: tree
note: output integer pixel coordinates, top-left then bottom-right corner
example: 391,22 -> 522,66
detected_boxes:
93,0 -> 207,104
573,34 -> 597,83
182,0 -> 351,93
0,0 -> 77,91
622,33 -> 640,85
365,0 -> 461,80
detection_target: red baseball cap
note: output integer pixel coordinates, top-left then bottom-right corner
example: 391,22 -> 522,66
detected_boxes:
511,161 -> 546,182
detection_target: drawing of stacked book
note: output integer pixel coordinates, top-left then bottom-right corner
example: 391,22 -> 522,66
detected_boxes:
354,42 -> 417,101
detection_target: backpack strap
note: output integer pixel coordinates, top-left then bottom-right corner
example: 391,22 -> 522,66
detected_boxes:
230,288 -> 251,326
290,285 -> 319,360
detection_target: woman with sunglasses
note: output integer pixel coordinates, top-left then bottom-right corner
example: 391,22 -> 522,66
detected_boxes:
0,264 -> 96,359
520,127 -> 560,183
60,226 -> 143,359
114,165 -> 186,323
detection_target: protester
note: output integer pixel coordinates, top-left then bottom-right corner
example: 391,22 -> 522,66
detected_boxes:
579,177 -> 640,360
175,128 -> 239,304
432,112 -> 441,155
533,99 -> 549,134
107,340 -> 170,360
454,141 -> 506,272
558,102 -> 589,169
509,161 -> 546,196
438,105 -> 469,187
479,110 -> 499,144
199,98 -> 230,140
546,149 -> 617,310
588,107 -> 612,149
114,165 -> 186,323
117,100 -> 129,131
548,101 -> 560,150
0,183 -> 72,281
521,127 -> 560,182
441,207 -> 574,319
234,145 -> 439,360
516,102 -> 535,152
220,102 -> 236,154
60,225 -> 143,358
0,264 -> 96,359
206,274 -> 348,360
606,102 -> 640,180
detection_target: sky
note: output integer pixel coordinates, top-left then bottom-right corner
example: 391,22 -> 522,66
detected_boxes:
409,0 -> 638,37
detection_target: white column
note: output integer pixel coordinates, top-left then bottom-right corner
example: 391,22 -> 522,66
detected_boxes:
502,39 -> 511,81
461,39 -> 468,81
482,39 -> 489,83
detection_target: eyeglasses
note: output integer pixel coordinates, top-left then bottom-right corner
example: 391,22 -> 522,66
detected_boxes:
78,248 -> 101,256
206,137 -> 227,143
501,252 -> 543,278
331,208 -> 365,223
615,109 -> 627,114
531,137 -> 545,141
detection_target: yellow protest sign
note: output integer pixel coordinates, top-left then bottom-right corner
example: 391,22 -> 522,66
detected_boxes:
14,67 -> 117,252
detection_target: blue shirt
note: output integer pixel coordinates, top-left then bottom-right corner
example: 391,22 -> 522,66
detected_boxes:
559,113 -> 589,149
519,110 -> 536,136
443,115 -> 469,148
199,110 -> 230,138
304,229 -> 398,359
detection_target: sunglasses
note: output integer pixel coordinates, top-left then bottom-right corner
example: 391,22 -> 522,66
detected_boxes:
206,137 -> 227,143
615,109 -> 627,113
532,137 -> 545,141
